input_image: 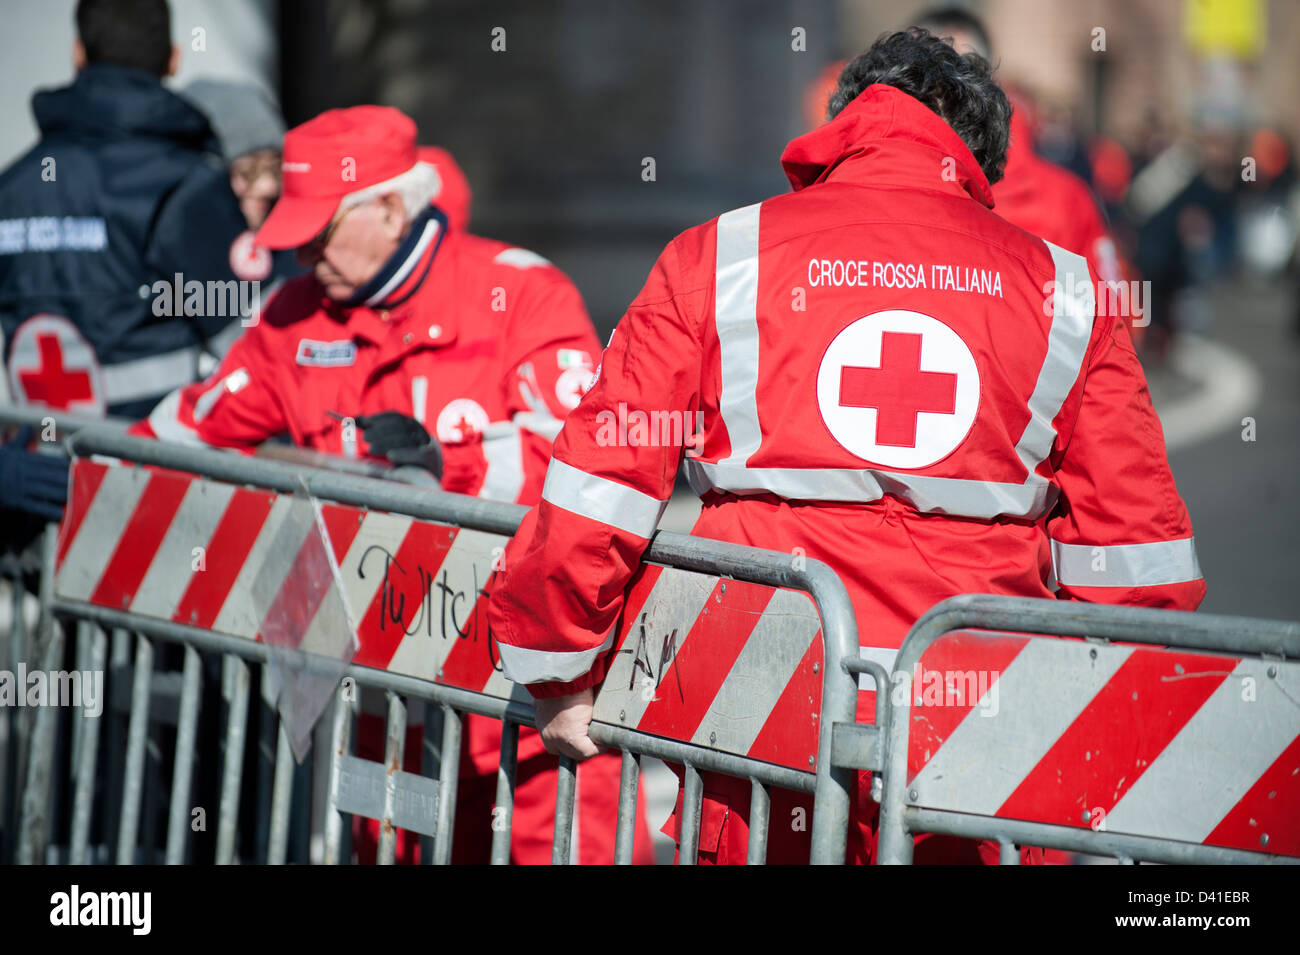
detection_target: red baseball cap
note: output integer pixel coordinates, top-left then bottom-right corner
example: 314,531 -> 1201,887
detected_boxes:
256,105 -> 418,250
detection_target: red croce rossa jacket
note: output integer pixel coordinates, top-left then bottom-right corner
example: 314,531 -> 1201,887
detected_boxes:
137,219 -> 600,505
489,83 -> 1204,708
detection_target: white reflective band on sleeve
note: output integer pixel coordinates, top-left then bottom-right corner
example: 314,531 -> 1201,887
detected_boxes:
1014,241 -> 1094,478
145,389 -> 205,446
714,202 -> 763,467
496,629 -> 616,685
101,346 -> 201,405
684,459 -> 1057,520
193,367 -> 249,423
478,423 -> 525,503
1051,537 -> 1203,587
542,458 -> 668,537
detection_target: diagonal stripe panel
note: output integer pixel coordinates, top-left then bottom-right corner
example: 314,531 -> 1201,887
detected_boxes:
744,630 -> 823,769
56,458 -> 108,567
995,647 -> 1233,827
906,631 -> 1029,780
1103,657 -> 1300,846
404,527 -> 504,687
131,478 -> 236,620
172,486 -> 274,630
1204,730 -> 1300,857
336,510 -> 416,664
56,464 -> 149,602
87,468 -> 192,610
212,495 -> 301,638
596,567 -> 716,730
631,578 -> 772,743
689,588 -> 819,755
909,638 -> 1131,815
351,519 -> 454,671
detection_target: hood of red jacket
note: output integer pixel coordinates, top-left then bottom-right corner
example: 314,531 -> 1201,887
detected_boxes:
781,83 -> 994,208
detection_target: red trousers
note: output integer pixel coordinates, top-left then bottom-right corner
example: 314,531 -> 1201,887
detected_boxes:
664,769 -> 1045,865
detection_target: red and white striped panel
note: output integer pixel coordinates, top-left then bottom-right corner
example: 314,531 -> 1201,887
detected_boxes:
590,565 -> 824,772
902,629 -> 1300,857
56,459 -> 825,770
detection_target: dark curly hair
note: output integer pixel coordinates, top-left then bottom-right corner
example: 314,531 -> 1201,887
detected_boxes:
827,28 -> 1011,185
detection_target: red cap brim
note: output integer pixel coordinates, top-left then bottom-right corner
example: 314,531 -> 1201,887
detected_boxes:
255,194 -> 341,250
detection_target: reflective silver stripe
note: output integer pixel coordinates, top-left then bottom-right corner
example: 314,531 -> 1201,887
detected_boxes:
684,458 -> 1056,520
514,410 -> 563,441
542,458 -> 668,537
1013,241 -> 1094,478
496,629 -> 616,685
100,346 -> 200,404
1051,537 -> 1202,588
478,424 -> 525,503
146,389 -> 205,446
714,202 -> 763,466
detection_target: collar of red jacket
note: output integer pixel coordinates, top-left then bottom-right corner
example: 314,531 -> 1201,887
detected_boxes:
319,206 -> 461,347
781,83 -> 995,208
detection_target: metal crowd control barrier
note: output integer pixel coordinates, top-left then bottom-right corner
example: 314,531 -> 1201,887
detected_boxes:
855,594 -> 1300,865
6,420 -> 862,865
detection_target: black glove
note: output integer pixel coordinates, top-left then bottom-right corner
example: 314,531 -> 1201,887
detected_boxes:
0,426 -> 69,522
355,412 -> 443,480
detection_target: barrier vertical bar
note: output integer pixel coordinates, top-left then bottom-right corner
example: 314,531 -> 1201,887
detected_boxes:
216,654 -> 250,864
613,749 -> 640,865
15,522 -> 60,864
69,626 -> 107,864
418,704 -> 443,865
432,705 -> 461,865
267,723 -> 294,864
324,684 -> 354,865
747,779 -> 770,865
116,634 -> 154,865
164,645 -> 202,864
377,691 -> 406,865
489,720 -> 519,865
552,755 -> 577,865
2,574 -> 25,862
678,763 -> 703,866
254,665 -> 277,862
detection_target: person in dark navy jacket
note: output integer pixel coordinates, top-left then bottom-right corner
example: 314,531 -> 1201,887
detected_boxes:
0,0 -> 248,428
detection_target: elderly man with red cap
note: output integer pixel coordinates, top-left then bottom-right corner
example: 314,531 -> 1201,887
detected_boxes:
137,105 -> 652,864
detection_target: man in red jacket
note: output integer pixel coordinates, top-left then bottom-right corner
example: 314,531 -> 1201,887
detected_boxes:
138,105 -> 652,864
488,30 -> 1204,864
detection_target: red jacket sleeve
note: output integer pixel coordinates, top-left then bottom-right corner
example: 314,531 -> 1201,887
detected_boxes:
1046,310 -> 1205,609
132,322 -> 288,450
488,238 -> 703,697
498,267 -> 603,506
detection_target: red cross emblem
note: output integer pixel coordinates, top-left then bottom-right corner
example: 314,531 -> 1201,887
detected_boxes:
435,398 -> 490,444
838,332 -> 957,448
817,310 -> 978,469
7,314 -> 105,415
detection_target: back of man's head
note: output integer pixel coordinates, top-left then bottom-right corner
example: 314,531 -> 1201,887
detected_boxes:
827,27 -> 1011,185
76,0 -> 172,77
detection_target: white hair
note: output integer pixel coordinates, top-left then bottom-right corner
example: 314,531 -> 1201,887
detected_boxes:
337,161 -> 442,221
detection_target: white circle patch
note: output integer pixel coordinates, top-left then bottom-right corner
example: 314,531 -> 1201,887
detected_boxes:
435,398 -> 490,443
554,365 -> 596,411
7,313 -> 106,415
229,230 -> 272,282
815,310 -> 978,469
